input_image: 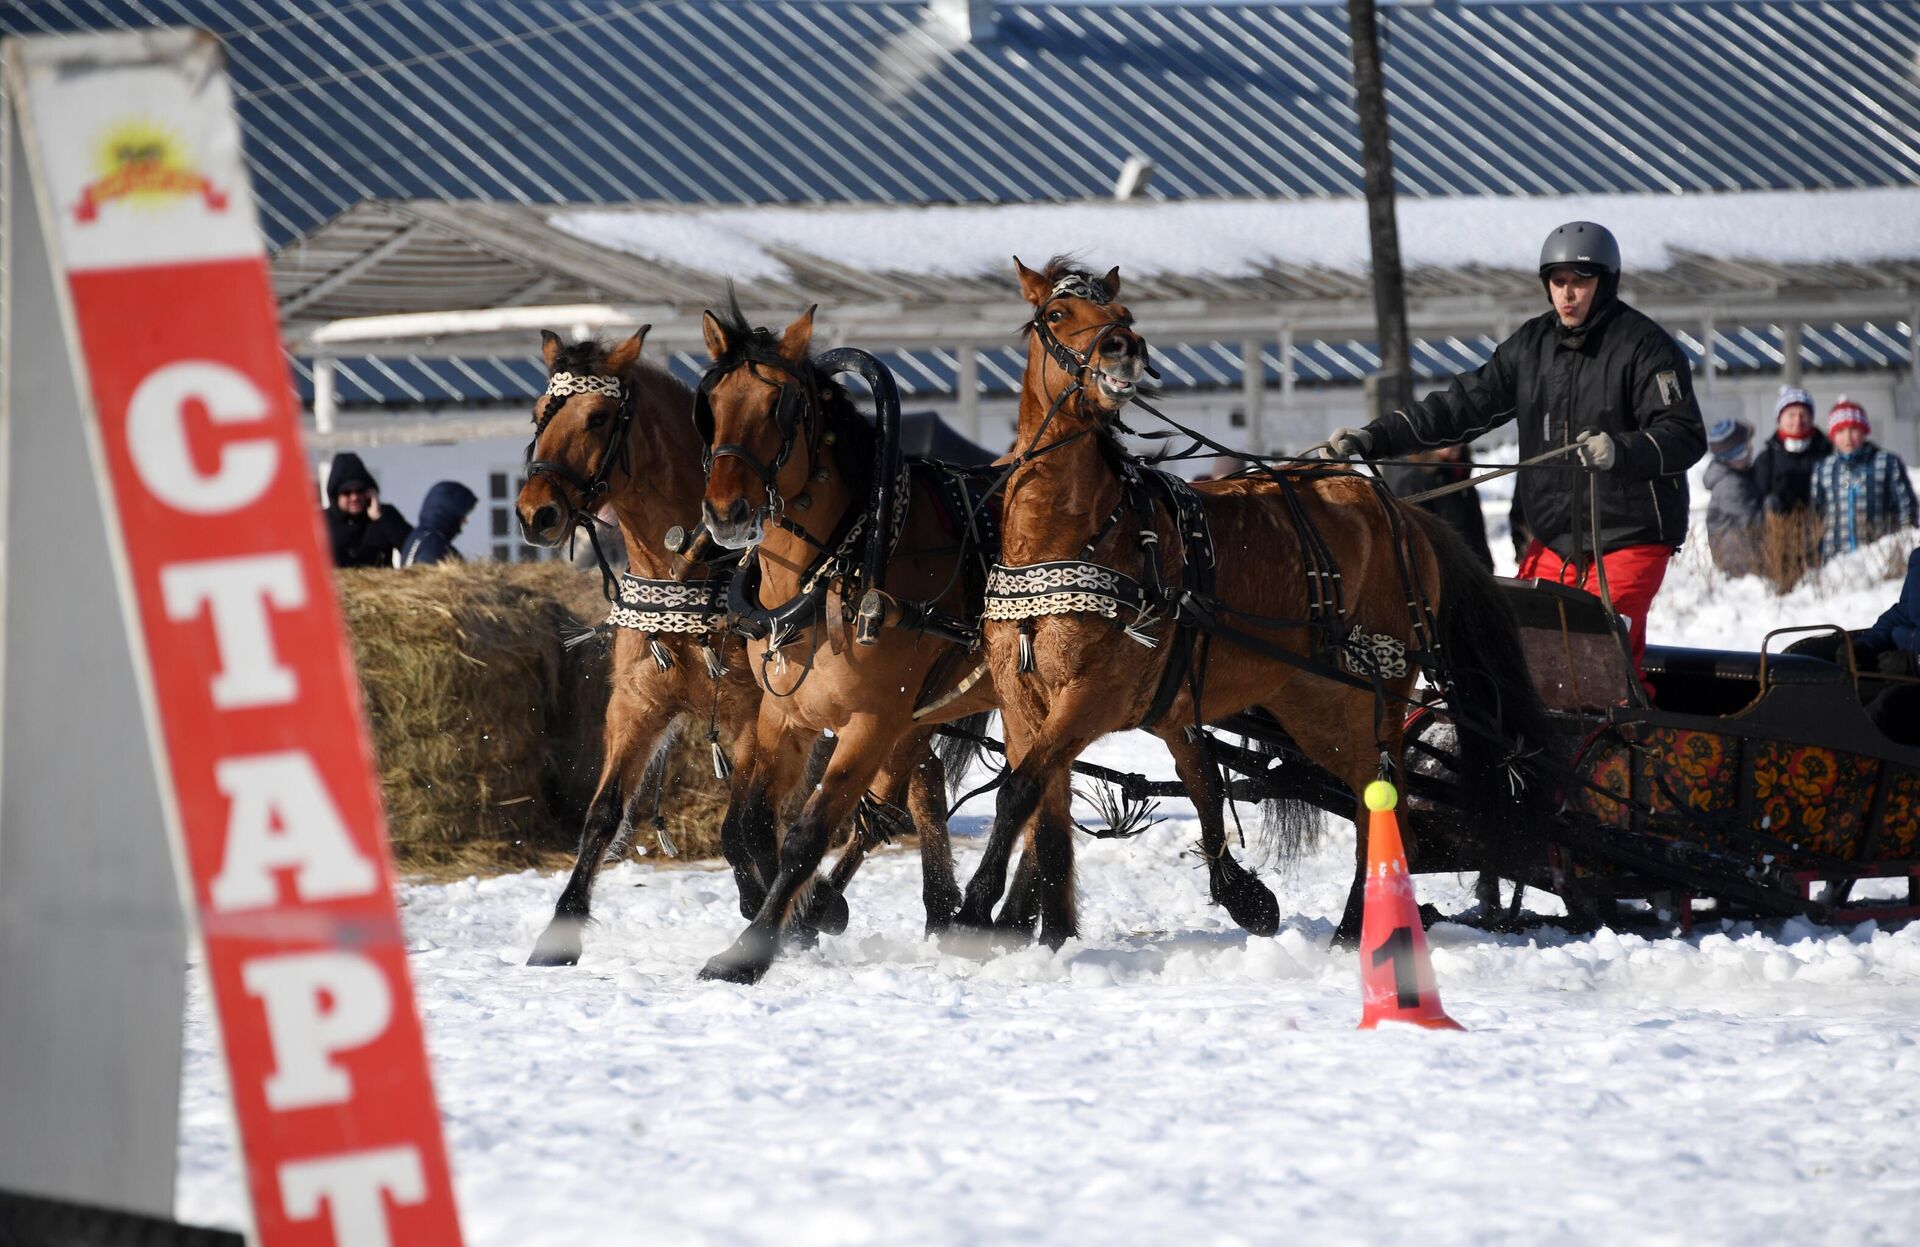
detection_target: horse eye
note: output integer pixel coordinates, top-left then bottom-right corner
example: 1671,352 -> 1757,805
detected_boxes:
1048,309 -> 1065,324
586,410 -> 608,430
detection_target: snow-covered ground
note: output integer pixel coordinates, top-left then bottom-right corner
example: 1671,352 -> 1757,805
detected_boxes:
174,527 -> 1920,1245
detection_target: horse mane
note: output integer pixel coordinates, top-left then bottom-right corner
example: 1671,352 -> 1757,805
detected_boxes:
709,285 -> 875,489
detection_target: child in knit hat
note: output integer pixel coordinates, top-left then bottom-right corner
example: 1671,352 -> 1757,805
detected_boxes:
1809,396 -> 1917,560
1749,384 -> 1831,516
1704,417 -> 1763,576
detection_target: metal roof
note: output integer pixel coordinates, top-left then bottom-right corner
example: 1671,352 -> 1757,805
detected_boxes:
8,1 -> 1920,249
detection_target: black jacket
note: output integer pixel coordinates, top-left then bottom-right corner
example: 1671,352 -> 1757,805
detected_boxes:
1748,427 -> 1831,515
1363,299 -> 1706,559
1383,461 -> 1494,572
400,481 -> 478,567
323,452 -> 412,569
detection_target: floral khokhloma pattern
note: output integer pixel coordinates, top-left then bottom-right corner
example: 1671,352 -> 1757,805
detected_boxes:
1574,737 -> 1633,828
1880,766 -> 1920,859
1639,728 -> 1737,817
1751,742 -> 1879,860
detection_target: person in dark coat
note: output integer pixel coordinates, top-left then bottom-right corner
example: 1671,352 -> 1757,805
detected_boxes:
1748,385 -> 1831,517
1328,220 -> 1707,672
323,452 -> 412,569
1383,443 -> 1494,572
400,481 -> 479,567
1854,547 -> 1920,745
1702,417 -> 1763,577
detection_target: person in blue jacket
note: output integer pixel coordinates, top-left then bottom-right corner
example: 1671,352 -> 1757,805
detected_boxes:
400,481 -> 479,567
1855,547 -> 1920,743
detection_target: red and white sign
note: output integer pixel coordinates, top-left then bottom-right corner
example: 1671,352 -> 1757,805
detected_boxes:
8,30 -> 463,1246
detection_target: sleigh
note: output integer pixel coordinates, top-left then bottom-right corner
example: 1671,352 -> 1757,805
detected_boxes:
1392,579 -> 1920,928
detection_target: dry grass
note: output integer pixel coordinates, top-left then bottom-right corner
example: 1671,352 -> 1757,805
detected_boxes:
337,562 -> 731,875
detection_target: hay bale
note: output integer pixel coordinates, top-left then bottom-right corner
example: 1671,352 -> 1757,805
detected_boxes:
336,562 -> 729,874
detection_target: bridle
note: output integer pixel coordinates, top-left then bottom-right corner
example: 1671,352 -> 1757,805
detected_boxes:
694,340 -> 829,546
525,368 -> 639,596
525,369 -> 638,520
1028,272 -> 1152,417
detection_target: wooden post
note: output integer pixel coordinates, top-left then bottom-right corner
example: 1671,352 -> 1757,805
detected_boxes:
1702,317 -> 1719,395
955,344 -> 981,442
314,356 -> 339,434
1242,338 -> 1265,452
1782,323 -> 1803,387
1345,0 -> 1412,419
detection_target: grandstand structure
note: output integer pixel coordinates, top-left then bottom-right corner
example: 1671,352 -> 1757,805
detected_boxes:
9,0 -> 1919,555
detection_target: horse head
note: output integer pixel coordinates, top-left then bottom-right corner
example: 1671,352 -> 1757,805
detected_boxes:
517,327 -> 649,547
1015,256 -> 1148,420
694,300 -> 822,550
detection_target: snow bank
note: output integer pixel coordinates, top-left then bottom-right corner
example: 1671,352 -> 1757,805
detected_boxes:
553,187 -> 1920,284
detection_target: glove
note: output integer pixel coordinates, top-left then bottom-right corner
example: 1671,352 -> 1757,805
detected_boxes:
1326,426 -> 1375,461
1576,430 -> 1617,471
1875,648 -> 1917,679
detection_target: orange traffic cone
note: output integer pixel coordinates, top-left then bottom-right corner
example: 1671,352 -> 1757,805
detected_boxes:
1356,779 -> 1463,1031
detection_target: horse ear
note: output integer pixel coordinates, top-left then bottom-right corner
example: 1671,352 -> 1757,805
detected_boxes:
702,311 -> 731,361
777,305 -> 816,363
603,326 -> 649,375
540,329 -> 563,369
1014,256 -> 1050,306
1102,266 -> 1121,299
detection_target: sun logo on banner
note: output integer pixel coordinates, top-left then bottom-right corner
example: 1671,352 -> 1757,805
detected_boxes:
72,119 -> 229,223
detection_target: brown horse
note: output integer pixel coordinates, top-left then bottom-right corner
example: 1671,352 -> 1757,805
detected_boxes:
516,328 -> 777,965
689,302 -> 1007,983
960,259 -> 1545,947
690,297 -> 1291,982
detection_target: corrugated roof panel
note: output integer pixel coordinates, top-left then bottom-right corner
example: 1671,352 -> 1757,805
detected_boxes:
11,2 -> 1918,248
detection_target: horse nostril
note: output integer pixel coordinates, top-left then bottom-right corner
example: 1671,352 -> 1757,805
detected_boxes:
724,497 -> 750,526
1100,335 -> 1129,357
531,504 -> 559,536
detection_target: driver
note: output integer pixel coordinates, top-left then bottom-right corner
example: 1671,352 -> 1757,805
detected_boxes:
1328,221 -> 1706,677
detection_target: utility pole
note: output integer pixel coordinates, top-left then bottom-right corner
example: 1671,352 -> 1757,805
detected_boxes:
1346,0 -> 1412,421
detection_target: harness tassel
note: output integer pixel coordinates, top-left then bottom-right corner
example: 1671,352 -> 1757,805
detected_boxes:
1123,615 -> 1159,648
710,736 -> 732,780
649,638 -> 674,672
652,814 -> 678,858
701,642 -> 727,680
1017,623 -> 1035,674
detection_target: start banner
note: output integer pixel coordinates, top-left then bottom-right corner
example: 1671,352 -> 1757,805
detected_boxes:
5,29 -> 463,1246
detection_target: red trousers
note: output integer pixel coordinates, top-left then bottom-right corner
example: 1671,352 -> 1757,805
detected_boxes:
1516,541 -> 1672,679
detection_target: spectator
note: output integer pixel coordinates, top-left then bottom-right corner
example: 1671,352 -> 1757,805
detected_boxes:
323,452 -> 412,569
1749,385 -> 1830,516
1809,397 -> 1917,561
1854,547 -> 1920,745
400,481 -> 479,567
1383,443 -> 1494,571
1703,417 -> 1763,577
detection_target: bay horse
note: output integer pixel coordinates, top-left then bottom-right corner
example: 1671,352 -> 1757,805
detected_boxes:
515,328 -> 958,965
691,297 -> 1284,983
960,259 -> 1546,947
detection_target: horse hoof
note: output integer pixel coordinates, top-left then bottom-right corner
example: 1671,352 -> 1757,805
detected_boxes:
526,921 -> 583,967
803,886 -> 850,936
1222,879 -> 1281,938
697,951 -> 769,985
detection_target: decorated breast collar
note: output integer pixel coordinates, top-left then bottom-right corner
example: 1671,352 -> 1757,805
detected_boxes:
545,371 -> 624,400
607,573 -> 729,635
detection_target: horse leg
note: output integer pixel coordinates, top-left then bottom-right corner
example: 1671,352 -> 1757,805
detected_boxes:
528,695 -> 671,966
954,749 -> 1049,932
906,745 -> 963,934
719,729 -> 779,919
1026,761 -> 1084,950
1165,730 -> 1279,938
699,717 -> 888,986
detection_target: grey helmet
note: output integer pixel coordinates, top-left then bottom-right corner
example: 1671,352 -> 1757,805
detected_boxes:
1538,221 -> 1621,282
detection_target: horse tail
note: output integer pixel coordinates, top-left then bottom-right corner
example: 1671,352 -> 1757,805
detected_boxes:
934,710 -> 994,802
1404,506 -> 1552,850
